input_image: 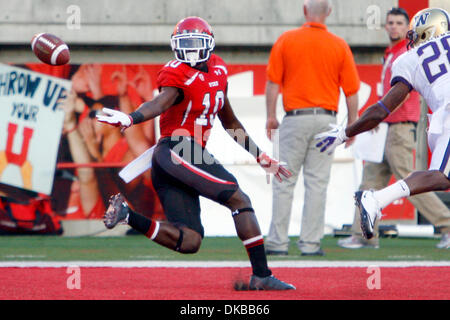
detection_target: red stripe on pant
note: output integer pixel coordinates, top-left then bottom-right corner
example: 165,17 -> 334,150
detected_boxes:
170,150 -> 236,185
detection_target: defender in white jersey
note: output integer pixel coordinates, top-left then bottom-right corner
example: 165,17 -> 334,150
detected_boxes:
392,31 -> 450,174
315,7 -> 450,248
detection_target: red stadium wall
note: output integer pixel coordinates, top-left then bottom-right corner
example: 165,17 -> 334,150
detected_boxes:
399,0 -> 429,20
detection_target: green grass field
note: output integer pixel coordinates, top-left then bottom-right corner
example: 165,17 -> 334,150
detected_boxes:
0,235 -> 448,261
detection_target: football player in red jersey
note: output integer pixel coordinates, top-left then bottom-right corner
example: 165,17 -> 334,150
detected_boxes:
97,17 -> 294,290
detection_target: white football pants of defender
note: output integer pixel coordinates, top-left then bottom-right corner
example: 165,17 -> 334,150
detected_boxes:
428,110 -> 450,176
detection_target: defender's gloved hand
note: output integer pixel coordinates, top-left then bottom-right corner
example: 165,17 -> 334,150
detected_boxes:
315,124 -> 348,155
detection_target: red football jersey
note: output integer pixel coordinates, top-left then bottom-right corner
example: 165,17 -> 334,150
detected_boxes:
156,54 -> 228,147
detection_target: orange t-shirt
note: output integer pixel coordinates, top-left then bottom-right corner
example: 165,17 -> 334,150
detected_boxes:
267,22 -> 360,112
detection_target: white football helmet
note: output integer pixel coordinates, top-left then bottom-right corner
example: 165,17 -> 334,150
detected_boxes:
407,8 -> 450,49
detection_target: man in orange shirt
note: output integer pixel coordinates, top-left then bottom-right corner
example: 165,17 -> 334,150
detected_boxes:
265,0 -> 359,256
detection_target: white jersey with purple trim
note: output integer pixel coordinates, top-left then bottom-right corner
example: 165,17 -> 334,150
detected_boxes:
391,33 -> 450,175
391,32 -> 450,115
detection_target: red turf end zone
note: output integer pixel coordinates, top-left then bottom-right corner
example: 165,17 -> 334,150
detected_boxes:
0,267 -> 449,300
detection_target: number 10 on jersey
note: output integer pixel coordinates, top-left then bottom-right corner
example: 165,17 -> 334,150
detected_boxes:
194,90 -> 225,126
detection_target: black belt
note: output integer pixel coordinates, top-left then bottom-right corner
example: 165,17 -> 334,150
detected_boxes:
286,108 -> 336,117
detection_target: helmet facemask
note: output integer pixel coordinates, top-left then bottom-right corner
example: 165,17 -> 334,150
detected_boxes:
171,33 -> 215,66
407,25 -> 439,49
406,29 -> 418,49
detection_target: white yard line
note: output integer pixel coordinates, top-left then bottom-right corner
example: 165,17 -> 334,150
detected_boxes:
0,260 -> 449,268
3,255 -> 46,259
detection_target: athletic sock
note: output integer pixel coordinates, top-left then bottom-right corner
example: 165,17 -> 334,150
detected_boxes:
243,235 -> 272,277
128,210 -> 160,240
373,179 -> 411,209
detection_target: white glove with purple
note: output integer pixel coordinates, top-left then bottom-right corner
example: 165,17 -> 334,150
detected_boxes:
96,107 -> 133,130
314,124 -> 348,155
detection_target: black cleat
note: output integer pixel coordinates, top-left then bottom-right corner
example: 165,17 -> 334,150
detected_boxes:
104,193 -> 130,229
249,274 -> 296,290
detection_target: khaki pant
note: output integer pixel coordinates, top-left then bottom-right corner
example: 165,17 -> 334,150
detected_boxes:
351,122 -> 450,240
266,113 -> 336,254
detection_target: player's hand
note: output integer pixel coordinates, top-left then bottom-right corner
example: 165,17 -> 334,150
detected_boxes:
96,107 -> 133,130
266,117 -> 279,140
257,152 -> 292,184
314,124 -> 348,155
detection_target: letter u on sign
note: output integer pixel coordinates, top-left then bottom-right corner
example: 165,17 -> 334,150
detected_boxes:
5,122 -> 34,166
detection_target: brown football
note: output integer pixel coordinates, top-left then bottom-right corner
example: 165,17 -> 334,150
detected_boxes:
31,33 -> 70,65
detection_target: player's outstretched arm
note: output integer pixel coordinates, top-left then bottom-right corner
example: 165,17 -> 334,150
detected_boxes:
96,86 -> 179,129
345,81 -> 410,137
218,96 -> 292,183
315,81 -> 410,153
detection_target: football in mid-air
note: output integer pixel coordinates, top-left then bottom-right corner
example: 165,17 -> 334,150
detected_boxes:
31,33 -> 70,65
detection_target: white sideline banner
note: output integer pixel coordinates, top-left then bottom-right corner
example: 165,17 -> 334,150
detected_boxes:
0,64 -> 70,195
